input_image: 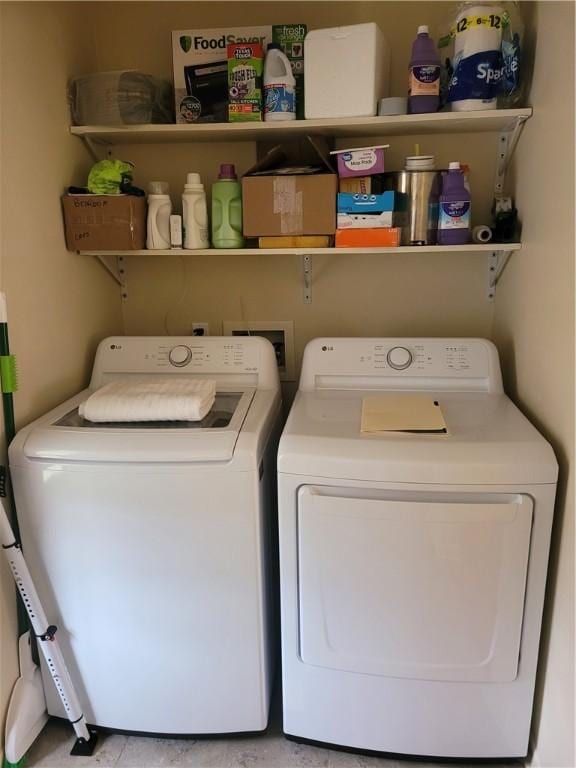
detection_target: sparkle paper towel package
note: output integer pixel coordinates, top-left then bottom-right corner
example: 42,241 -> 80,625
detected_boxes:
438,3 -> 524,111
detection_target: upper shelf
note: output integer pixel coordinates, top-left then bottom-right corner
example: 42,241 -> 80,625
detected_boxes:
71,108 -> 532,145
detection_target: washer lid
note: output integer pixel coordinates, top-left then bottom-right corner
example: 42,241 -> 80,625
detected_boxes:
278,390 -> 558,485
21,389 -> 255,463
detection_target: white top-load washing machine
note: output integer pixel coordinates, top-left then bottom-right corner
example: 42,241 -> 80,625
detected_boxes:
278,338 -> 557,759
10,336 -> 282,735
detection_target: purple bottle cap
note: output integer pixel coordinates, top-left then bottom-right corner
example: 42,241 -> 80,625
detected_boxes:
218,164 -> 237,180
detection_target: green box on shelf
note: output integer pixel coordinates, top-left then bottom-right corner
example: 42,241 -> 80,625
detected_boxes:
272,24 -> 307,120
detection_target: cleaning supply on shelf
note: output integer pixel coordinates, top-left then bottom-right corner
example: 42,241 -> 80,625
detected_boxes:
170,215 -> 183,248
147,181 -> 172,250
437,162 -> 471,245
272,24 -> 307,119
182,173 -> 209,249
263,43 -> 296,121
212,164 -> 244,249
408,25 -> 441,114
227,43 -> 264,122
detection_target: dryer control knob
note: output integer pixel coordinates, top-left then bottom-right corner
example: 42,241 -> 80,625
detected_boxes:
387,346 -> 413,370
169,345 -> 192,367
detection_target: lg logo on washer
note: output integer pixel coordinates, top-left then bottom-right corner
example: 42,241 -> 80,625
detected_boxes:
109,344 -> 122,350
321,345 -> 334,352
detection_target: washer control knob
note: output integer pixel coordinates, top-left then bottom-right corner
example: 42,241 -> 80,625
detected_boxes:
169,345 -> 192,367
387,346 -> 413,370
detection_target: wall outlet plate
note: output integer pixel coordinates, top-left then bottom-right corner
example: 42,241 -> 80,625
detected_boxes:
191,322 -> 209,336
222,320 -> 295,381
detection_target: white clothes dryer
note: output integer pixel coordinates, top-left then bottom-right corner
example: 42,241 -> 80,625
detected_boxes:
277,337 -> 557,759
10,336 -> 282,735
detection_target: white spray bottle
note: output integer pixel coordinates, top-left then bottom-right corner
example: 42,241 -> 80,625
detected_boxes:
146,181 -> 172,249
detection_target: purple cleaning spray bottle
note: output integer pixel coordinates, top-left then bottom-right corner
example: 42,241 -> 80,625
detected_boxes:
437,162 -> 471,245
408,25 -> 441,114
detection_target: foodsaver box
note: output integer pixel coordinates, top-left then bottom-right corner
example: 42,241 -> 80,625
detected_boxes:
172,26 -> 272,123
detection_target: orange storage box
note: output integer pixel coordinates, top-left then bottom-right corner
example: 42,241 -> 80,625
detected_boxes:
335,227 -> 401,248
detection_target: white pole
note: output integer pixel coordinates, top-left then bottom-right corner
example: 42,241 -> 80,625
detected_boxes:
0,498 -> 97,754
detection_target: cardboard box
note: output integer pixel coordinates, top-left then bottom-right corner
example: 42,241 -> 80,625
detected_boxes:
335,227 -> 401,247
243,175 -> 337,236
242,137 -> 337,237
272,24 -> 306,119
62,195 -> 146,251
228,43 -> 263,122
330,144 -> 389,178
339,175 -> 386,194
172,27 -> 272,123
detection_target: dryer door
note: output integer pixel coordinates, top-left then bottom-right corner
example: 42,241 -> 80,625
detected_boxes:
297,486 -> 533,683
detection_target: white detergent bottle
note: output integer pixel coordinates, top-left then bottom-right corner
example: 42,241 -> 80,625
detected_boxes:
147,181 -> 172,249
264,43 -> 296,122
182,173 -> 209,249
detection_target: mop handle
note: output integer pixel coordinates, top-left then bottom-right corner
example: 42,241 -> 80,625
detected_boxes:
0,498 -> 91,744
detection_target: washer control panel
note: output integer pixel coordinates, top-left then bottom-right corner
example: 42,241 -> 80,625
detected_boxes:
300,338 -> 502,393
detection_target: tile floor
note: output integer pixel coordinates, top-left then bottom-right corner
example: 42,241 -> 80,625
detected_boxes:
26,688 -> 519,768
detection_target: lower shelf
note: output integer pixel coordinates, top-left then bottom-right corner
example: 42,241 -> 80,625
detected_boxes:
78,244 -> 521,257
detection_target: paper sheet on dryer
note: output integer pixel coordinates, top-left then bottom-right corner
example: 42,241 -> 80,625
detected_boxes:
361,394 -> 448,434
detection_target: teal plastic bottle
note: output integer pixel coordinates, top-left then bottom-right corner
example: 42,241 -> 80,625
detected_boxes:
211,164 -> 244,249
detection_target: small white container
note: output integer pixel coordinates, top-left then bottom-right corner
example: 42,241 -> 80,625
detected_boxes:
147,181 -> 172,250
182,173 -> 209,250
304,23 -> 390,119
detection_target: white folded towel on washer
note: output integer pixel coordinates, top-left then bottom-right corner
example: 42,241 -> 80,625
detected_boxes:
79,378 -> 217,423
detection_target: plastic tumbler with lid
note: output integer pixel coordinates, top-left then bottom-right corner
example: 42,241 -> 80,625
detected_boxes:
211,164 -> 244,249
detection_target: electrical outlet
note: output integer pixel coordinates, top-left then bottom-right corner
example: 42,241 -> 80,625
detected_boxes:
191,322 -> 209,337
222,320 -> 295,381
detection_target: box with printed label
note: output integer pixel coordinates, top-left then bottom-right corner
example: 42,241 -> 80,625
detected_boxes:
337,212 -> 395,229
330,144 -> 389,178
227,43 -> 263,122
172,26 -> 272,123
337,192 -> 396,214
272,24 -> 306,119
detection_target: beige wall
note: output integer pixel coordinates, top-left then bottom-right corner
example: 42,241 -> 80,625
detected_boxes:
86,1 -> 498,393
0,2 -> 123,754
492,3 -> 575,766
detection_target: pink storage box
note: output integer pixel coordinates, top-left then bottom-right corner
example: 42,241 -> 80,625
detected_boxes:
330,144 -> 389,178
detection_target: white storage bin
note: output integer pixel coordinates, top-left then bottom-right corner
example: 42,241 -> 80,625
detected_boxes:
304,23 -> 390,119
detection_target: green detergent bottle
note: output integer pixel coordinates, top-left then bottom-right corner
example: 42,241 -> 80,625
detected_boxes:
211,164 -> 244,249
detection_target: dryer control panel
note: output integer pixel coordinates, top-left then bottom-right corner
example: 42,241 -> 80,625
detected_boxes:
300,338 -> 503,393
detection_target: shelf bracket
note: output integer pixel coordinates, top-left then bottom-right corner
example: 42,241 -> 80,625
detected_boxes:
486,249 -> 513,301
494,116 -> 529,196
301,254 -> 312,304
94,255 -> 127,298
